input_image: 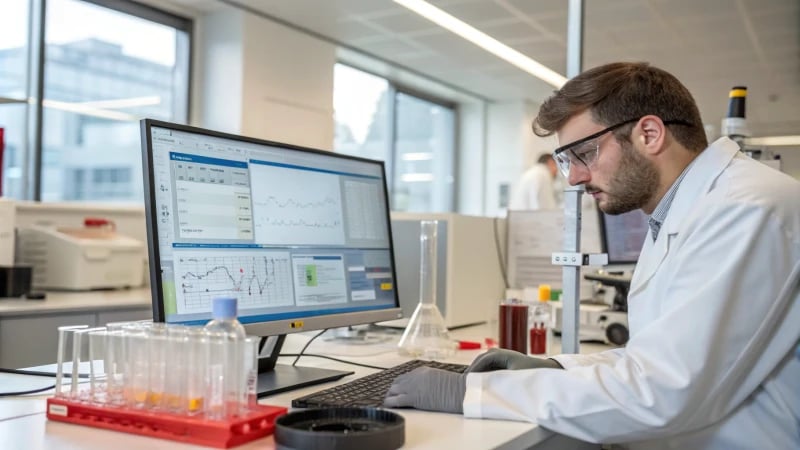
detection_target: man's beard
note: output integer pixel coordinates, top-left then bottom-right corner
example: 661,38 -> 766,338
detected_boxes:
593,141 -> 659,215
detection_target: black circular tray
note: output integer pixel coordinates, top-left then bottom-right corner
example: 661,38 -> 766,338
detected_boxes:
274,407 -> 405,450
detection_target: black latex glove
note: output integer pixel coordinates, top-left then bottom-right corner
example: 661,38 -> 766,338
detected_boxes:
467,348 -> 563,373
383,366 -> 466,414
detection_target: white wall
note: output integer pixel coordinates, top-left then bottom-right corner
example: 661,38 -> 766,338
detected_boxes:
773,148 -> 800,180
484,100 -> 556,216
197,8 -> 243,135
195,8 -> 335,150
455,101 -> 487,215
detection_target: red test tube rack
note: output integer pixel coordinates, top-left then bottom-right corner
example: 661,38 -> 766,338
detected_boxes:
46,397 -> 286,449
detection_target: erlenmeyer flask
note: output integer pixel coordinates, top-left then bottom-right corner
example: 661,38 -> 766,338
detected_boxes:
398,220 -> 455,358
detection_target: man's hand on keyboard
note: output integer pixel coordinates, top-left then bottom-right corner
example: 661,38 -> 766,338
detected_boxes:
383,367 -> 466,414
467,348 -> 563,372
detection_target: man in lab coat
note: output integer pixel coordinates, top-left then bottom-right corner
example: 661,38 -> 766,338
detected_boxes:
385,62 -> 800,449
508,153 -> 559,210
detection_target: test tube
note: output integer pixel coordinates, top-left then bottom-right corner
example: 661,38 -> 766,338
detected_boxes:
71,327 -> 106,401
104,327 -> 127,406
146,323 -> 169,410
88,329 -> 108,405
226,337 -> 244,418
123,324 -> 149,409
241,337 -> 258,413
204,330 -> 228,420
165,325 -> 189,414
55,325 -> 89,398
186,328 -> 207,415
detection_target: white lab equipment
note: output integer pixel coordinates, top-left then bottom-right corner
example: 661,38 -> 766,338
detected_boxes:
386,213 -> 507,329
0,198 -> 15,266
16,224 -> 144,290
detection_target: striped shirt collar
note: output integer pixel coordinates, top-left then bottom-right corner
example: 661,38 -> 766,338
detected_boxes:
648,160 -> 695,241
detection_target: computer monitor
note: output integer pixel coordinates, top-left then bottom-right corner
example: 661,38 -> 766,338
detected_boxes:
140,119 -> 402,396
598,208 -> 650,266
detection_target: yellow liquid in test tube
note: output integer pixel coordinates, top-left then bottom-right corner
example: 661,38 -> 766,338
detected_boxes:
187,397 -> 204,413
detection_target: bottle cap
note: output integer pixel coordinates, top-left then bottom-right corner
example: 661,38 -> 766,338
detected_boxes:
212,297 -> 238,319
538,284 -> 551,302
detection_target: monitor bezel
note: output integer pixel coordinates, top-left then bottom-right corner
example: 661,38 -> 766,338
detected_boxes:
140,118 -> 403,335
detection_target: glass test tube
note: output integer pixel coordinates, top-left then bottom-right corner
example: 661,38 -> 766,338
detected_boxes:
205,331 -> 228,420
186,328 -> 207,415
104,320 -> 151,406
88,329 -> 108,404
226,338 -> 244,418
123,324 -> 149,409
146,323 -> 169,409
242,337 -> 258,413
55,325 -> 89,398
71,327 -> 105,401
165,325 -> 189,414
105,328 -> 127,406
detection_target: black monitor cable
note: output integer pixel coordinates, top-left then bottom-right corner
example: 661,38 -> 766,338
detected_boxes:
281,353 -> 388,371
291,328 -> 329,366
0,368 -> 89,378
0,367 -> 90,397
0,385 -> 57,397
285,327 -> 391,370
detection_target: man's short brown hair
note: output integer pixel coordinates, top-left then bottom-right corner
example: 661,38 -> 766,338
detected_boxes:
533,62 -> 708,152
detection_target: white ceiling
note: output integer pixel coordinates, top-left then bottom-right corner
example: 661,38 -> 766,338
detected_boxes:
171,0 -> 800,137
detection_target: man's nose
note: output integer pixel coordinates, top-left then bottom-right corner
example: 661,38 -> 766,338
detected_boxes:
567,163 -> 590,186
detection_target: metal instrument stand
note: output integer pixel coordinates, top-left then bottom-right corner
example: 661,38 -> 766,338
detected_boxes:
552,185 -> 607,354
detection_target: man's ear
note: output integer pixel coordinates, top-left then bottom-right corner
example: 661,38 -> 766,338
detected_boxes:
634,115 -> 667,155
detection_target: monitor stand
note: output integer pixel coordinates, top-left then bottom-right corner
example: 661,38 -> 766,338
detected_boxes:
255,335 -> 354,398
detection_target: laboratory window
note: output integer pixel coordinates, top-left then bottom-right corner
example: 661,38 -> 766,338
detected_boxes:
333,63 -> 456,212
0,0 -> 192,201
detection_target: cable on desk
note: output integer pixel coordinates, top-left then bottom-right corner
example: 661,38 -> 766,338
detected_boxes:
0,368 -> 89,378
0,367 -> 88,397
493,216 -> 510,289
292,328 -> 329,366
0,384 -> 55,397
281,353 -> 389,370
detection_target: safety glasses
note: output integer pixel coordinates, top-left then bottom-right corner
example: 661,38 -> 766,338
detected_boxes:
552,118 -> 693,177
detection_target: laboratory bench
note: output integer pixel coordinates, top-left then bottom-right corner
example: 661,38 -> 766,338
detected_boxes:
0,325 -> 608,450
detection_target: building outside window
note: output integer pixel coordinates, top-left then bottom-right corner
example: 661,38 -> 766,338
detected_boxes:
0,0 -> 191,201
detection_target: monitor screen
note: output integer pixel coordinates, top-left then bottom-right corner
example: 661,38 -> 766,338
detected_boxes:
599,209 -> 650,265
141,119 -> 401,338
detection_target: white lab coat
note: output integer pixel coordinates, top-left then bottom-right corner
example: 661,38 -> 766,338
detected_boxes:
509,164 -> 557,210
464,138 -> 800,449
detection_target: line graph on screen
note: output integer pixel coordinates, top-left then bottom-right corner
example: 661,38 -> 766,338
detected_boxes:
173,250 -> 294,314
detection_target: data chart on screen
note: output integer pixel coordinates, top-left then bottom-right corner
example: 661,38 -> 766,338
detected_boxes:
173,249 -> 294,314
171,153 -> 253,240
250,161 -> 345,246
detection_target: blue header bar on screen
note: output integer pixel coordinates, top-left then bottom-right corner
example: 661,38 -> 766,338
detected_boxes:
170,152 -> 248,168
249,159 -> 380,179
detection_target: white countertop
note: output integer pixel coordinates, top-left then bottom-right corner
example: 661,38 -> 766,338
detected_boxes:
0,288 -> 151,316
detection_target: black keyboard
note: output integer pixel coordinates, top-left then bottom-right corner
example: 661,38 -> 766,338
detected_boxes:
291,359 -> 468,408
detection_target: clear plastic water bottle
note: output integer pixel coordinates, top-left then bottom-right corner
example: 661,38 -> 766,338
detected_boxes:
204,297 -> 246,339
204,297 -> 246,419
